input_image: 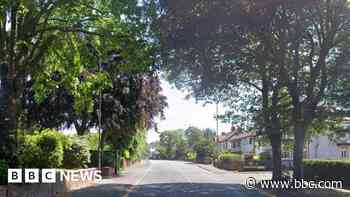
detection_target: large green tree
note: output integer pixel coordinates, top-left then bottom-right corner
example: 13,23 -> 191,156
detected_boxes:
157,0 -> 350,179
255,0 -> 350,178
1,0 -> 113,164
157,129 -> 187,160
157,0 -> 291,179
0,0 -> 162,166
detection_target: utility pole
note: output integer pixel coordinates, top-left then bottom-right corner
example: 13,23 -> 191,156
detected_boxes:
97,58 -> 102,170
216,101 -> 219,142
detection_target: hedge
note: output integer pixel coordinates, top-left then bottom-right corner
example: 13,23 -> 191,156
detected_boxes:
0,159 -> 8,185
219,152 -> 242,161
18,130 -> 91,169
89,150 -> 117,168
63,138 -> 91,169
303,160 -> 350,187
18,130 -> 64,168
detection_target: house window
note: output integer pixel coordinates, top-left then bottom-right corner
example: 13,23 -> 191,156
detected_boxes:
249,138 -> 254,145
341,151 -> 348,159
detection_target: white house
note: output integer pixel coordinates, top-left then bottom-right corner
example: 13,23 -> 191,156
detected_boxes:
306,118 -> 350,160
217,126 -> 269,155
218,119 -> 350,161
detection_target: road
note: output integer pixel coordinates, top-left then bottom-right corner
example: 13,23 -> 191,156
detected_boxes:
70,160 -> 271,197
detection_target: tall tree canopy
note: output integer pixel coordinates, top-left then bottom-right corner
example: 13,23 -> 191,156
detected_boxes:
158,0 -> 350,179
0,0 -> 163,165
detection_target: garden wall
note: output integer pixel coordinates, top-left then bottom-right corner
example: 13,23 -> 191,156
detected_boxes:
214,159 -> 242,171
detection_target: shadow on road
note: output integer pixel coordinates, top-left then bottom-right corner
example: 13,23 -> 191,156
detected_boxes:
68,183 -> 132,197
68,182 -> 266,197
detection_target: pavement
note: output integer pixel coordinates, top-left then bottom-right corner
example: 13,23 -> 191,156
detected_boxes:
69,160 -> 272,197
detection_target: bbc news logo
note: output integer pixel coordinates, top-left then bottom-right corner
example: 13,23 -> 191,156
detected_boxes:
8,169 -> 102,183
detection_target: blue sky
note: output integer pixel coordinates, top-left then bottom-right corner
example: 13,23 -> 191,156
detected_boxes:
147,80 -> 231,143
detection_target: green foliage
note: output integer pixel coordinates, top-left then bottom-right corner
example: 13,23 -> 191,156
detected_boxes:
304,160 -> 350,186
193,139 -> 215,163
128,129 -> 148,161
62,138 -> 91,169
218,152 -> 242,161
89,151 -> 116,168
259,151 -> 272,161
156,129 -> 188,160
156,127 -> 217,162
18,130 -> 64,168
0,159 -> 8,185
186,151 -> 196,161
83,133 -> 100,151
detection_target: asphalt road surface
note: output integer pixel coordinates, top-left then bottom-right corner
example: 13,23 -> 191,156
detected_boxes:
70,160 -> 271,197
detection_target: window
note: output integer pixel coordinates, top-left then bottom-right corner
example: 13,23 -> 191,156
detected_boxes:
249,138 -> 254,145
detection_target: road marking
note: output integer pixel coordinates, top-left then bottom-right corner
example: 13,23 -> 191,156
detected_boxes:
122,162 -> 152,197
135,164 -> 152,185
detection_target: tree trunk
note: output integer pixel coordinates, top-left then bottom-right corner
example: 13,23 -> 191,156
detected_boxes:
270,132 -> 282,180
0,64 -> 17,166
293,124 -> 306,179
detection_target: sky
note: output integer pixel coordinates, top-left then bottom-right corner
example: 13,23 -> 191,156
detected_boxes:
147,80 -> 231,143
62,79 -> 232,142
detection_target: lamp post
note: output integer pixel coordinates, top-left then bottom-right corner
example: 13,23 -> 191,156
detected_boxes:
97,60 -> 103,170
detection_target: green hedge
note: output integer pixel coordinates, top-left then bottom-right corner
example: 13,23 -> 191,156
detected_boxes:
304,160 -> 350,187
0,159 -> 8,185
63,138 -> 91,169
18,130 -> 91,169
219,152 -> 242,161
18,130 -> 64,168
89,151 -> 117,168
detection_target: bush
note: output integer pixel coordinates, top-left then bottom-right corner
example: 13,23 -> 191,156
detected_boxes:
194,140 -> 215,163
215,152 -> 242,170
259,151 -> 272,161
304,160 -> 350,187
89,151 -> 116,167
63,138 -> 91,169
186,151 -> 196,161
219,152 -> 242,161
18,129 -> 64,168
0,159 -> 8,185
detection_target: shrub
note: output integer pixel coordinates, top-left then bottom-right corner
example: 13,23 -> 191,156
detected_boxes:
186,151 -> 196,161
304,160 -> 350,187
0,159 -> 8,185
89,151 -> 116,167
219,152 -> 242,161
63,138 -> 91,169
194,139 -> 215,163
259,151 -> 272,161
18,129 -> 64,168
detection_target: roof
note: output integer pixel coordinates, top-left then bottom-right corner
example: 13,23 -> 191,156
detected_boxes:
217,126 -> 255,143
337,143 -> 350,146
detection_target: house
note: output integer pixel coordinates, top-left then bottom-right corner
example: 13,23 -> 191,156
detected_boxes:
218,118 -> 350,162
217,126 -> 269,155
305,118 -> 350,160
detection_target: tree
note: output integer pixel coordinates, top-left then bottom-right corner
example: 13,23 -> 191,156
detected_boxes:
256,0 -> 350,178
184,127 -> 204,149
0,0 -> 134,163
156,129 -> 187,160
157,0 -> 291,179
157,0 -> 350,179
103,71 -> 167,152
